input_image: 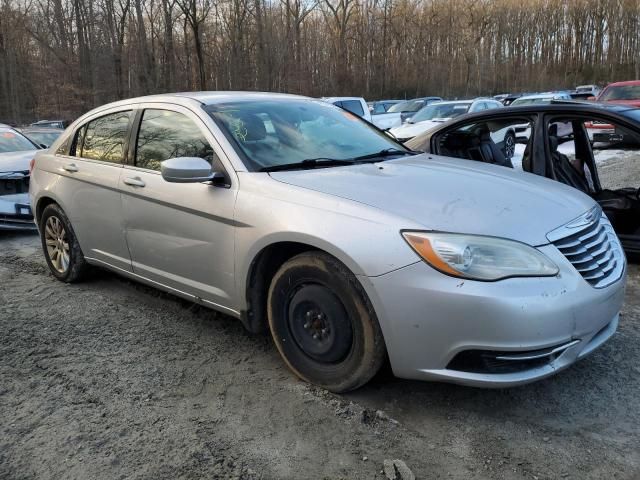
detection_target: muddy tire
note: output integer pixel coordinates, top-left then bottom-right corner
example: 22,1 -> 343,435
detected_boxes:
267,251 -> 386,393
39,203 -> 88,282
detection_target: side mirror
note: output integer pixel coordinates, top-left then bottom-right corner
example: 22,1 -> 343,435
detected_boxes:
161,157 -> 221,183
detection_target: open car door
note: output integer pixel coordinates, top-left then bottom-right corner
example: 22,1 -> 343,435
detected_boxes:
409,110 -> 640,258
543,114 -> 640,257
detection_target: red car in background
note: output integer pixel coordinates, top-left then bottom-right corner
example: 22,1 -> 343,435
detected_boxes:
595,80 -> 640,107
586,80 -> 640,139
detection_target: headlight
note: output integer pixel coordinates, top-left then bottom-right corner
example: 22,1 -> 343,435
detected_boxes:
402,231 -> 559,281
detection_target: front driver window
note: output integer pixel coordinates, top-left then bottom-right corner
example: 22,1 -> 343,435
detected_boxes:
547,117 -> 640,194
135,109 -> 215,171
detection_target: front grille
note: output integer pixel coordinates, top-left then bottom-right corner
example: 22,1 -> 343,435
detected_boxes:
552,214 -> 624,288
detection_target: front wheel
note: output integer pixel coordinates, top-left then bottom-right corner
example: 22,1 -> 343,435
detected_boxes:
268,252 -> 386,393
39,203 -> 88,282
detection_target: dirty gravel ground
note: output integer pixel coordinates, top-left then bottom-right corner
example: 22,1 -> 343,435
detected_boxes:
1,232 -> 639,480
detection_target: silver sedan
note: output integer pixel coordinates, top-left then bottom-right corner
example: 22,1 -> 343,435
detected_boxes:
29,92 -> 626,392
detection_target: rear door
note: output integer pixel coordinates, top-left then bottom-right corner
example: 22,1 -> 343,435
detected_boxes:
50,108 -> 134,271
119,103 -> 239,312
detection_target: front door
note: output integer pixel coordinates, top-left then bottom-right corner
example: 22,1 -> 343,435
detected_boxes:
119,105 -> 239,313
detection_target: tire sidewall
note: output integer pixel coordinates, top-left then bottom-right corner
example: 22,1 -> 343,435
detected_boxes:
39,204 -> 84,282
268,253 -> 384,392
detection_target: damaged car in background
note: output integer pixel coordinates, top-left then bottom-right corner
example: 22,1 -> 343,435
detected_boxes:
0,126 -> 39,231
407,102 -> 640,257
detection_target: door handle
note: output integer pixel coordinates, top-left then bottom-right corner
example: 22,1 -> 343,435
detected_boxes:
123,177 -> 146,187
63,163 -> 78,172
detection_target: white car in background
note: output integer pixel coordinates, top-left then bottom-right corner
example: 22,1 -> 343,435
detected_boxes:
389,99 -> 503,142
510,92 -> 572,106
321,97 -> 372,123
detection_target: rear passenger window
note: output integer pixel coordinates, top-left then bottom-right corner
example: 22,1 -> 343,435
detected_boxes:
76,111 -> 132,163
135,109 -> 215,171
340,100 -> 365,118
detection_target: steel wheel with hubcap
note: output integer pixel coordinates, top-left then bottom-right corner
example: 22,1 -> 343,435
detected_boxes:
268,251 -> 386,393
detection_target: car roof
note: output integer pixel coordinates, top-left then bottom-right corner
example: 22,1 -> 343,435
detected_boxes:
604,80 -> 640,87
321,96 -> 364,102
19,126 -> 63,132
428,99 -> 474,105
453,101 -> 638,118
98,91 -> 309,110
515,93 -> 566,100
73,92 -> 314,121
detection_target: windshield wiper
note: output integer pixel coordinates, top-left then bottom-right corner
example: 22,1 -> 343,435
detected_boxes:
352,148 -> 418,162
259,158 -> 356,172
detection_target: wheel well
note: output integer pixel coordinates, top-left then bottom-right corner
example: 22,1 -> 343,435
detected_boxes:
35,197 -> 57,225
242,242 -> 320,334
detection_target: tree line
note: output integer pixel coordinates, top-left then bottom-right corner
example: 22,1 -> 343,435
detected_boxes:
1,0 -> 639,124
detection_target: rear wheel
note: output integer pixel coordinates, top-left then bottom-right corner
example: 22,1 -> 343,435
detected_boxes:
268,252 -> 386,392
40,204 -> 88,282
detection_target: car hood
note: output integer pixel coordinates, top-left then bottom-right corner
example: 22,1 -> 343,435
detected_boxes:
389,120 -> 448,139
269,154 -> 595,246
601,99 -> 640,108
0,150 -> 37,173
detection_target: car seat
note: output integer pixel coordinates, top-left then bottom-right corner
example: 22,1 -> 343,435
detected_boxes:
478,125 -> 513,168
548,124 -> 591,194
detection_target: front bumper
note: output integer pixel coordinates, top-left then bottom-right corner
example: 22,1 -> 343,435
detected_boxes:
0,192 -> 37,231
360,244 -> 626,387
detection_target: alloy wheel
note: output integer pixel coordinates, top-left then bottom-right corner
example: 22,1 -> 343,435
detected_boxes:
504,133 -> 515,159
44,215 -> 70,273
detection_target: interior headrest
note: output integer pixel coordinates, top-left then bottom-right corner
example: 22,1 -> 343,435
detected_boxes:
548,123 -> 558,137
549,135 -> 558,153
477,124 -> 491,141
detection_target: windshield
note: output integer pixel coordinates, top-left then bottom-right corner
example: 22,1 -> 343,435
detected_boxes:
387,99 -> 423,113
601,85 -> 640,101
206,99 -> 406,171
0,130 -> 36,153
23,131 -> 61,147
410,103 -> 471,123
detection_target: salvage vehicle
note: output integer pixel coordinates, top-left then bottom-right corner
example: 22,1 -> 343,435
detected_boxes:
0,126 -> 39,231
387,96 -> 443,123
406,102 -> 640,256
18,126 -> 63,148
31,92 -> 626,392
389,99 -> 504,143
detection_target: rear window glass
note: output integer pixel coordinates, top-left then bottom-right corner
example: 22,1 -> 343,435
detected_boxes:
77,111 -> 132,163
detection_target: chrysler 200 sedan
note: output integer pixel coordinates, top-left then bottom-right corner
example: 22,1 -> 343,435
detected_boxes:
30,92 -> 627,392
